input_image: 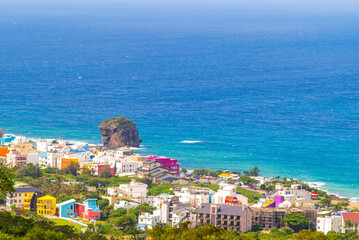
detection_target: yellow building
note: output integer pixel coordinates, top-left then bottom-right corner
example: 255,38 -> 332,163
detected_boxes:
36,195 -> 56,216
23,192 -> 35,211
61,158 -> 79,169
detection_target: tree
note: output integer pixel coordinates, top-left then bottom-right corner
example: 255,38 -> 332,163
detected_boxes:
243,170 -> 250,176
64,162 -> 79,176
249,166 -> 260,176
275,176 -> 280,181
281,213 -> 310,233
97,199 -> 110,209
320,197 -> 332,208
0,162 -> 15,195
283,177 -> 288,183
109,208 -> 127,218
99,165 -> 112,179
16,164 -> 43,179
180,168 -> 188,174
238,176 -> 259,186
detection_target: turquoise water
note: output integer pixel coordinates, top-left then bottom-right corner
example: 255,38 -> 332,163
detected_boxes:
0,0 -> 358,198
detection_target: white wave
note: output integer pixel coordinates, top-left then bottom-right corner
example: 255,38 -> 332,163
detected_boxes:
180,140 -> 204,144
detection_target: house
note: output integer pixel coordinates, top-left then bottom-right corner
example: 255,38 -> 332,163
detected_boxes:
197,203 -> 253,232
0,134 -> 15,145
342,212 -> 359,233
61,157 -> 79,169
57,199 -> 100,221
173,186 -> 215,208
148,156 -> 180,175
317,215 -> 342,234
138,212 -> 160,230
0,146 -> 10,158
24,191 -> 56,216
114,200 -> 140,210
6,150 -> 27,167
82,199 -> 100,221
115,158 -> 141,175
7,185 -> 42,210
116,179 -> 148,203
57,199 -> 76,218
36,195 -> 57,216
137,159 -> 163,178
211,183 -> 248,205
267,183 -> 312,203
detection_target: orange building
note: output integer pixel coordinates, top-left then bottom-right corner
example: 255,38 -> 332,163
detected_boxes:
0,146 -> 10,158
61,158 -> 79,169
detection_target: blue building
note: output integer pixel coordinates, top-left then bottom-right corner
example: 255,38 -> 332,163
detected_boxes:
56,199 -> 76,218
0,134 -> 15,145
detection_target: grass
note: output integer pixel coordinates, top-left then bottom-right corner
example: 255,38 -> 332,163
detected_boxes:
50,218 -> 85,232
236,186 -> 265,203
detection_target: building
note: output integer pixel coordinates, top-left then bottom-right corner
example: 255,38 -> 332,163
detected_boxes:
138,212 -> 160,230
82,199 -> 100,221
211,183 -> 248,205
136,159 -> 163,178
61,157 -> 79,169
342,212 -> 359,233
36,195 -> 57,216
148,156 -> 180,175
115,158 -> 141,175
251,207 -> 317,230
57,199 -> 100,221
267,183 -> 312,203
114,200 -> 140,210
6,185 -> 42,210
6,150 -> 27,167
0,146 -> 10,158
197,203 -> 253,232
112,179 -> 148,203
317,215 -> 342,234
57,199 -> 77,218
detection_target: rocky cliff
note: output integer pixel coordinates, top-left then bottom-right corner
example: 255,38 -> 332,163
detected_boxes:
0,129 -> 4,138
99,117 -> 142,148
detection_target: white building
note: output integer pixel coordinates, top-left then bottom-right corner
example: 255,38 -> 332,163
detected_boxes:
138,212 -> 160,230
211,183 -> 248,205
317,215 -> 342,234
26,153 -> 39,165
115,158 -> 141,175
274,184 -> 312,203
114,200 -> 140,210
36,139 -> 49,152
173,186 -> 214,208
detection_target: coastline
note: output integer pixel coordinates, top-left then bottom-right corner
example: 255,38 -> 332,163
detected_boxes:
3,131 -> 359,202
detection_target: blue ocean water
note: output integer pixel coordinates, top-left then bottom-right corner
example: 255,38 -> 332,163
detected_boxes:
0,0 -> 358,198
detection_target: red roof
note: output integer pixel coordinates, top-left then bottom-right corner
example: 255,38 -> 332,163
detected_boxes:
311,192 -> 319,195
342,213 -> 359,223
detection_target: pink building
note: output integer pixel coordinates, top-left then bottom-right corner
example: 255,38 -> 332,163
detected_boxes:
148,156 -> 180,175
6,150 -> 27,166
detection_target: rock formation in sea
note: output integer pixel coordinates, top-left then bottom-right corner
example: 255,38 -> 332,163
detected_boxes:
0,129 -> 4,138
99,117 -> 142,148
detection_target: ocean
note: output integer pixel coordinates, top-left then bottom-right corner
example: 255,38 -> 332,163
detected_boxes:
0,0 -> 358,198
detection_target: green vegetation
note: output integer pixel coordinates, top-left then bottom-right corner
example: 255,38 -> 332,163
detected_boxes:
50,219 -> 84,232
147,223 -> 359,240
99,116 -> 134,130
0,161 -> 15,195
281,213 -> 312,233
236,186 -> 265,203
0,211 -> 106,240
192,169 -> 223,177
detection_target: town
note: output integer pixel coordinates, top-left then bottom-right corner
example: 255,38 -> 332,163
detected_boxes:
0,132 -> 359,239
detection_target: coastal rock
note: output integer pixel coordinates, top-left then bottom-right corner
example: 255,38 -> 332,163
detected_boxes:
0,129 -> 4,138
99,117 -> 142,148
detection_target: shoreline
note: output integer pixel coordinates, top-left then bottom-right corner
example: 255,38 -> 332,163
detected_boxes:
3,131 -> 359,202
